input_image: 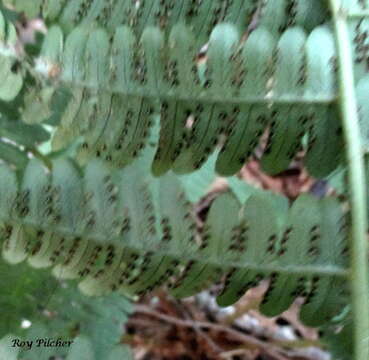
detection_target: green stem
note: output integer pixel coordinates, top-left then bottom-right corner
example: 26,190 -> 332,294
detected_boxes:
329,1 -> 369,359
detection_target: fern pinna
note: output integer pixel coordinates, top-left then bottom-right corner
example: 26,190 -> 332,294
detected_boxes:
1,0 -> 369,359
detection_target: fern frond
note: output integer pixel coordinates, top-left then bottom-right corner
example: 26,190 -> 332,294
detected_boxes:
30,22 -> 346,177
4,1 -> 369,177
0,159 -> 349,326
11,0 -> 328,44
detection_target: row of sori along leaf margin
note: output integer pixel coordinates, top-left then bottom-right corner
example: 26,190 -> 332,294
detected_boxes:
26,22 -> 344,179
2,2 -> 369,177
43,20 -> 369,174
0,156 -> 350,328
9,8 -> 369,178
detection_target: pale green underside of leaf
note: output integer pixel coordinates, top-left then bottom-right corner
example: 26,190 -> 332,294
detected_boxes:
0,158 -> 349,326
0,1 -> 368,356
26,21 -> 348,178
1,0 -> 369,177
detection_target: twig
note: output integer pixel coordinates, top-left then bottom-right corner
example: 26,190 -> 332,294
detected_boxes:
178,299 -> 224,355
134,304 -> 290,359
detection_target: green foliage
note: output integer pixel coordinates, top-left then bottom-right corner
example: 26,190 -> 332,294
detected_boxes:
0,115 -> 50,170
1,0 -> 369,358
24,21 -> 346,178
0,7 -> 23,101
0,158 -> 349,327
0,256 -> 133,359
0,334 -> 133,360
4,1 -> 369,178
0,259 -> 54,337
13,0 -> 329,42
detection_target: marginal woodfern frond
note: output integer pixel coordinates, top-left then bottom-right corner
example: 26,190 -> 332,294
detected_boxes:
4,0 -> 369,178
0,159 -> 349,327
29,21 -> 346,178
